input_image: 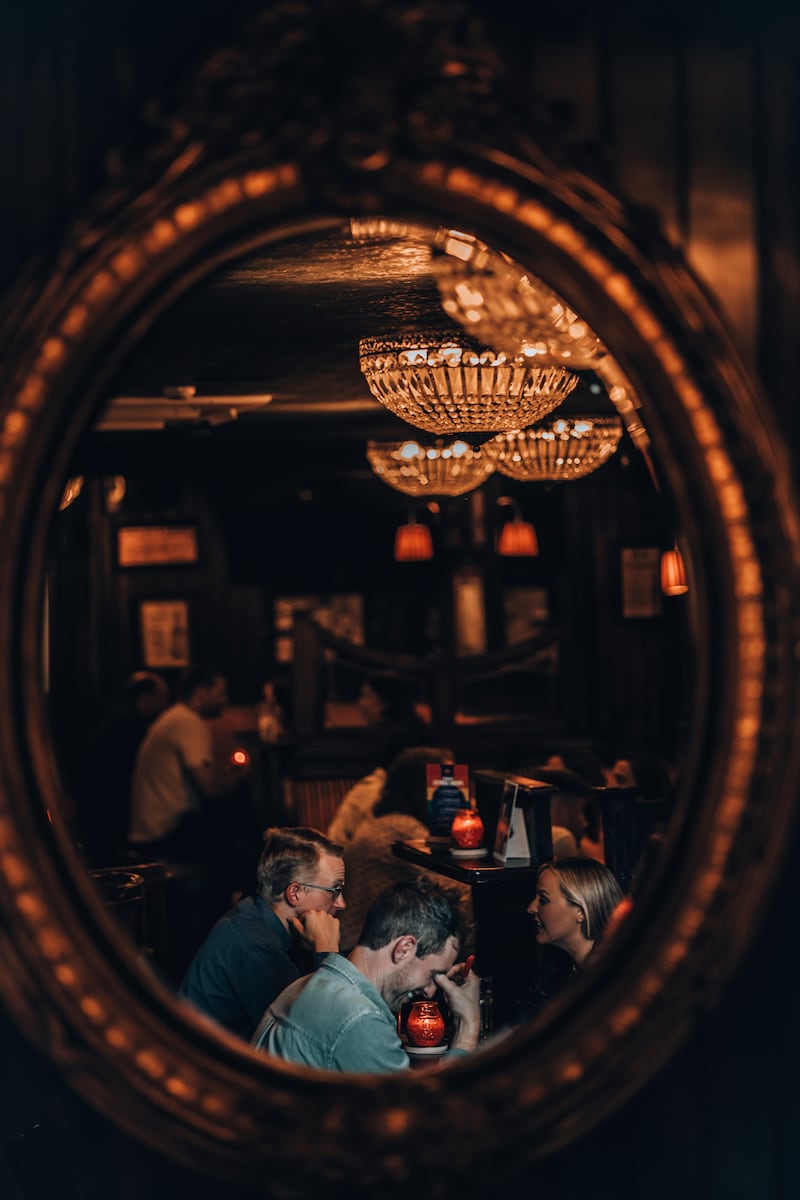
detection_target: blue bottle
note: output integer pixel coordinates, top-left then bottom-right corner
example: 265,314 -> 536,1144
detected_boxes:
429,763 -> 468,836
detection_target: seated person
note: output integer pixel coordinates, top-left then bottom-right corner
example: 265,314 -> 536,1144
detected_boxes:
337,746 -> 472,952
542,746 -> 606,787
524,766 -> 595,859
327,728 -> 440,847
604,749 -> 673,802
512,857 -> 624,1023
179,827 -> 344,1040
251,878 -> 479,1072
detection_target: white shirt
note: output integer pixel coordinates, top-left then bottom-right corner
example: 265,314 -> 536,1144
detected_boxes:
551,824 -> 579,859
326,767 -> 387,846
129,703 -> 212,841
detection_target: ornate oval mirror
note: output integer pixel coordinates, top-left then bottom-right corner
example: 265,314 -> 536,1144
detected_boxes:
1,3 -> 799,1193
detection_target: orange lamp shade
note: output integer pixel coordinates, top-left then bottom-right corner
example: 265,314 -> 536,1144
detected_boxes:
394,521 -> 433,562
661,547 -> 688,595
498,518 -> 538,557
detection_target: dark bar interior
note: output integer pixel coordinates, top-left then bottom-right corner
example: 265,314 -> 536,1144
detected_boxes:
1,1 -> 799,1197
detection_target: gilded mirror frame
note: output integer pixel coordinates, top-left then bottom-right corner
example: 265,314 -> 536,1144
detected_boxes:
1,4 -> 799,1192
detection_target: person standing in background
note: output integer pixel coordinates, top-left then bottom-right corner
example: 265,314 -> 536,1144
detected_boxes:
129,665 -> 247,860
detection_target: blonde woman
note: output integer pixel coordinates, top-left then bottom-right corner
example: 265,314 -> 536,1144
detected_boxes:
527,857 -> 623,969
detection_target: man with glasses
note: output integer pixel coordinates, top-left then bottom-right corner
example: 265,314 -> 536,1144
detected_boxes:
251,878 -> 480,1072
179,827 -> 345,1039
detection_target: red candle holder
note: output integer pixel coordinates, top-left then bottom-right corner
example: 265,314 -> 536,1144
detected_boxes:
406,1000 -> 446,1047
450,808 -> 485,849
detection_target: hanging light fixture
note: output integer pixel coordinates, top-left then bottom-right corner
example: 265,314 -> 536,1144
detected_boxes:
359,332 -> 578,436
394,514 -> 434,562
430,230 -> 606,369
497,496 -> 538,557
59,476 -> 84,510
485,416 -> 624,482
366,438 -> 495,497
661,546 -> 689,595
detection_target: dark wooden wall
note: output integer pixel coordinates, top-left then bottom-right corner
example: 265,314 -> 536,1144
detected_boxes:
2,3 -> 799,1198
49,433 -> 683,770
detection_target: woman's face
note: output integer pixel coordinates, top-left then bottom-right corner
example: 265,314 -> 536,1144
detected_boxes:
527,868 -> 585,953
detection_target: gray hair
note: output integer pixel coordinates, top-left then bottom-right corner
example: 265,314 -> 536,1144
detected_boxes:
357,877 -> 466,957
257,827 -> 344,901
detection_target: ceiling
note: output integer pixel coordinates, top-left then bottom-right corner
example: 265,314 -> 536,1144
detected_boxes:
85,219 -> 615,462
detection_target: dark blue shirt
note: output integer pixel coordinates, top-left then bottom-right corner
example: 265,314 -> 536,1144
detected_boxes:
179,895 -> 311,1040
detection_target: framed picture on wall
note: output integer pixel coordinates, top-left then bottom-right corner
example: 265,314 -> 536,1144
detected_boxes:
452,569 -> 487,656
620,546 -> 662,619
117,525 -> 199,567
503,585 -> 550,645
273,593 -> 364,663
139,599 -> 190,668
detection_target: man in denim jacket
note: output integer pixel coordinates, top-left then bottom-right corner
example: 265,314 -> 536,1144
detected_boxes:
251,878 -> 479,1072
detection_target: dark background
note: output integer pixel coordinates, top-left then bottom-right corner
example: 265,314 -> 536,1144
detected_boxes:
2,1 -> 799,1196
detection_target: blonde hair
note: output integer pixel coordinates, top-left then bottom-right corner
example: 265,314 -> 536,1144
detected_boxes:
536,858 -> 623,943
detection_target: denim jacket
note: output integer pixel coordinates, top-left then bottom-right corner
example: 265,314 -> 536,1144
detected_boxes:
251,953 -> 411,1073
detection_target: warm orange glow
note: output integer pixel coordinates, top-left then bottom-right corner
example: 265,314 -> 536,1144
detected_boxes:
660,547 -> 688,595
394,521 -> 433,562
406,1000 -> 446,1046
498,518 -> 538,557
450,808 -> 485,848
231,748 -> 250,767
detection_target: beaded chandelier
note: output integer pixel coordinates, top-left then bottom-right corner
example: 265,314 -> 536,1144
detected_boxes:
359,333 -> 578,435
485,416 -> 624,482
431,230 -> 605,370
366,438 -> 495,497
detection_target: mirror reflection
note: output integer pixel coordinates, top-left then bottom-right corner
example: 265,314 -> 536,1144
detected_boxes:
46,217 -> 688,1071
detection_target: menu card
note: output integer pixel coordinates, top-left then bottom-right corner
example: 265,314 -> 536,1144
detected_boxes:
492,778 -> 531,862
426,763 -> 470,837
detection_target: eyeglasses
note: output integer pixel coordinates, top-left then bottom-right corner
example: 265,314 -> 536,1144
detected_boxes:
295,881 -> 345,900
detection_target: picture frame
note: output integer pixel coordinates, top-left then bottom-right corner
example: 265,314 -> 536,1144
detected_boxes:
139,599 -> 190,668
452,568 -> 487,656
620,545 -> 662,619
273,593 -> 365,663
117,525 -> 199,568
503,584 -> 550,645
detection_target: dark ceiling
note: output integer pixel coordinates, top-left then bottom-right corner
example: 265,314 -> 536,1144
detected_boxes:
71,219 -> 621,518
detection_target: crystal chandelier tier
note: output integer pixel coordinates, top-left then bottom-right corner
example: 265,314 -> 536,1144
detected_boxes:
366,438 -> 495,497
359,333 -> 578,435
431,230 -> 605,370
485,416 -> 624,482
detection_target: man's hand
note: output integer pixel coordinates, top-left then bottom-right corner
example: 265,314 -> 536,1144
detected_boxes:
433,965 -> 481,1052
289,908 -> 341,955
